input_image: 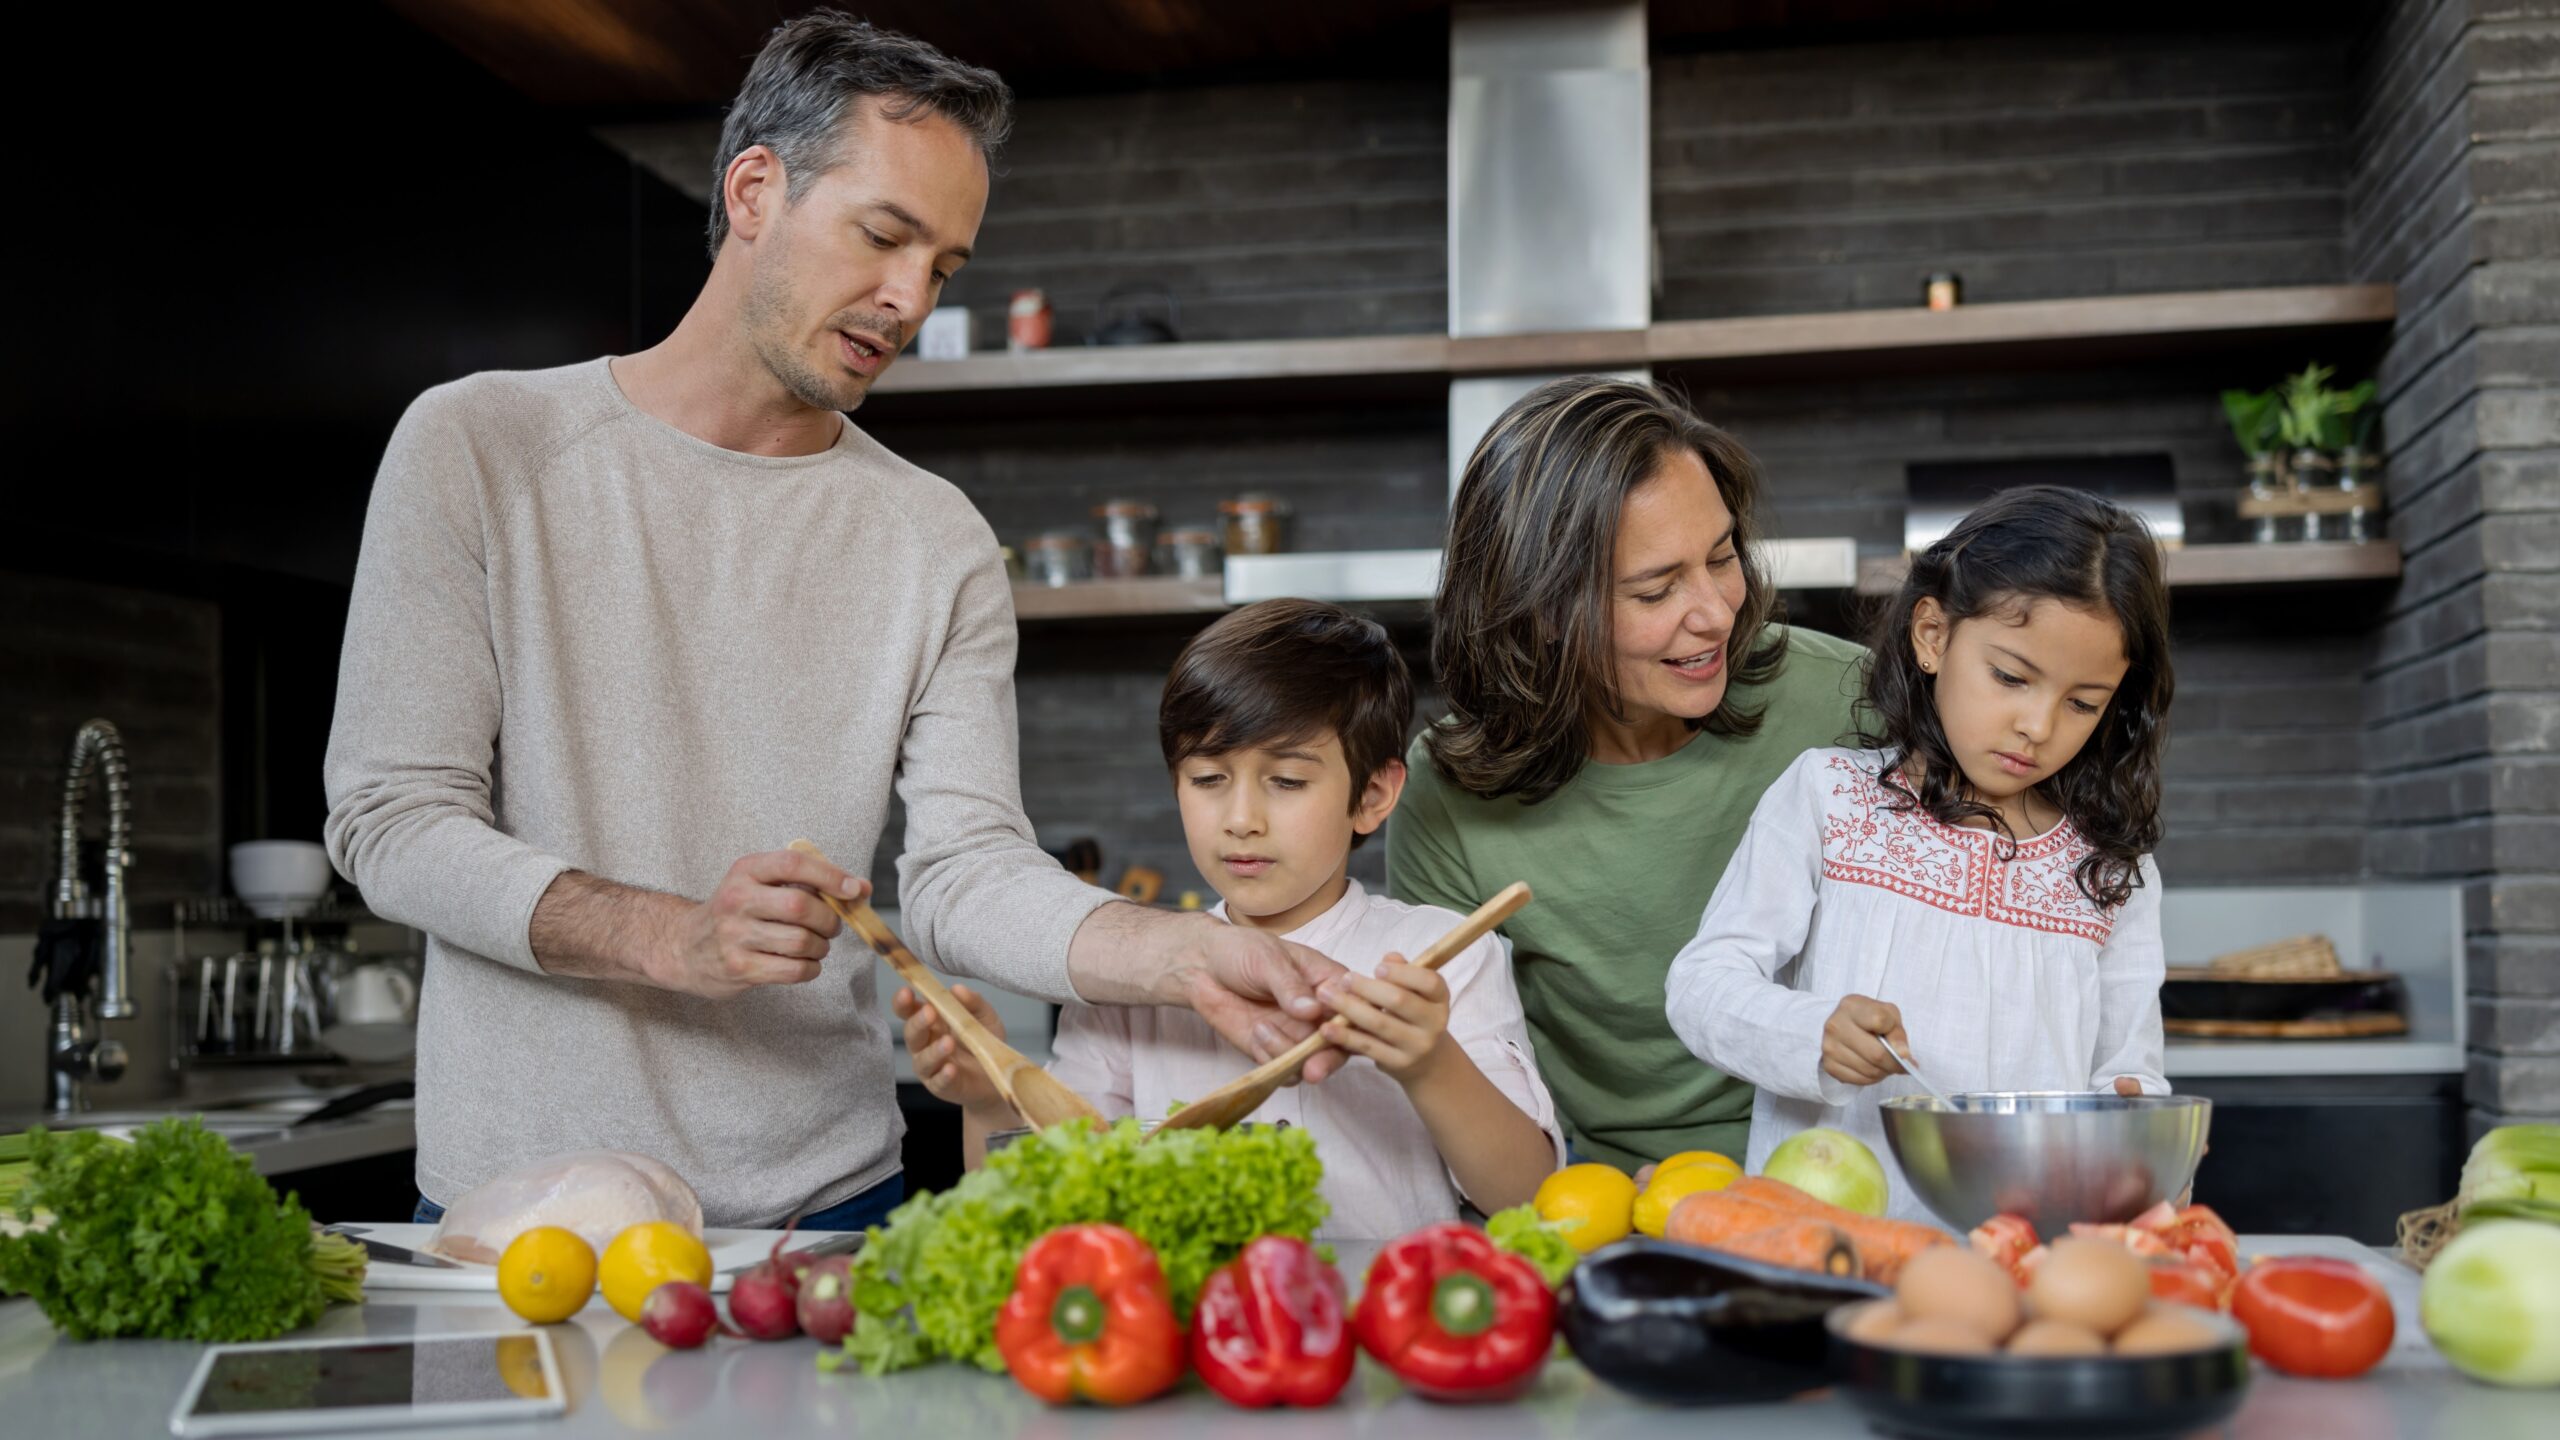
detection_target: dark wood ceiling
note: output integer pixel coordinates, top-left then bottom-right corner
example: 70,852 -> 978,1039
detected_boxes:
385,0 -> 2354,114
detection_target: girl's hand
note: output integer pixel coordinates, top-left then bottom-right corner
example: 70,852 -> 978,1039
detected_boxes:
895,983 -> 1016,1124
2111,1077 -> 2144,1097
1821,993 -> 1910,1087
1317,955 -> 1450,1084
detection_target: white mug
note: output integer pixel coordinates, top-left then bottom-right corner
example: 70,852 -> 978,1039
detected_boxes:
335,965 -> 416,1026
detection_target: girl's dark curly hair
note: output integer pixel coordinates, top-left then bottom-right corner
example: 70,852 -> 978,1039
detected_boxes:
1862,485 -> 2173,909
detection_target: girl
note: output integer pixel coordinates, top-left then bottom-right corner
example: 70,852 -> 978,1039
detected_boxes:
1664,485 -> 2174,1224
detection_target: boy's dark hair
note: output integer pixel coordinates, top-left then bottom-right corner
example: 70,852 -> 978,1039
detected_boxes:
1159,600 -> 1415,847
1859,485 -> 2174,909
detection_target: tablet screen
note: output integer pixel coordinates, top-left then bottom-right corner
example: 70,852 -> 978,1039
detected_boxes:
185,1335 -> 553,1417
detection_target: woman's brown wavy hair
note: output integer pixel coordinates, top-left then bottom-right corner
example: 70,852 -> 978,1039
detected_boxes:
1425,376 -> 1789,804
1861,484 -> 2173,909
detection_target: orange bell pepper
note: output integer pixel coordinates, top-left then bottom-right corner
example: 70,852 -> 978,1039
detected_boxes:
994,1224 -> 1186,1406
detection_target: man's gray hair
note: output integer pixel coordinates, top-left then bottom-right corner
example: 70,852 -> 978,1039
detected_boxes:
706,10 -> 1013,258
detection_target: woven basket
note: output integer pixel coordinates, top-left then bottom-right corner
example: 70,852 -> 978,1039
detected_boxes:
2208,934 -> 2342,979
2396,1198 -> 2462,1269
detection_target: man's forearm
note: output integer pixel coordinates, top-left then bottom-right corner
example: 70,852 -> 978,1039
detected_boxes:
1062,901 -> 1190,1006
527,870 -> 685,985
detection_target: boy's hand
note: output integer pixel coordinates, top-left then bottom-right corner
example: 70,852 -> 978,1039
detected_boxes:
895,984 -> 1015,1123
1316,955 -> 1451,1084
1821,993 -> 1910,1087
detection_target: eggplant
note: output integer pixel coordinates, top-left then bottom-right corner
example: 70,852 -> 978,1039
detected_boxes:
1560,1238 -> 1888,1406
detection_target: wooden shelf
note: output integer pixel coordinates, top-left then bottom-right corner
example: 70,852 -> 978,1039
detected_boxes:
1854,541 -> 2403,597
1011,576 -> 1227,621
867,286 -> 2393,412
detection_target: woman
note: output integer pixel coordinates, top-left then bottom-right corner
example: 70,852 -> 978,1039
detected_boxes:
1389,376 -> 1864,1170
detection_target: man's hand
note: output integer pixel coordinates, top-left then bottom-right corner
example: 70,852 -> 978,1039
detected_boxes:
1820,993 -> 1909,1087
1067,905 -> 1354,1082
528,849 -> 869,998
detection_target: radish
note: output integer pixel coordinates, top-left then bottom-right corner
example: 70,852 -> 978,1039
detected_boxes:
728,1215 -> 806,1340
796,1254 -> 857,1345
640,1282 -> 736,1349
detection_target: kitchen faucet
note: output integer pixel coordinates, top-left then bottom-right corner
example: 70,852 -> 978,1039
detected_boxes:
43,719 -> 132,1113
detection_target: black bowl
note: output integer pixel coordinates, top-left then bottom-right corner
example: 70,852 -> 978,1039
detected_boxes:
1825,1302 -> 2251,1440
1562,1239 -> 1888,1406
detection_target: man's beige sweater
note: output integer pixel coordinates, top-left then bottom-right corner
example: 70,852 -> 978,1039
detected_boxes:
325,358 -> 1111,1225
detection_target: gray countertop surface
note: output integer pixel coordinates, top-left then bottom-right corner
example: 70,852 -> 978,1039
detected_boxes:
2,1237 -> 2549,1440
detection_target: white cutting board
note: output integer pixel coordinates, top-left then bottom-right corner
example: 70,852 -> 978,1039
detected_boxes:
354,1225 -> 803,1292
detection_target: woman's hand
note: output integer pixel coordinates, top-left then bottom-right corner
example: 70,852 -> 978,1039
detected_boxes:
1316,956 -> 1451,1084
1821,993 -> 1910,1087
896,984 -> 1016,1125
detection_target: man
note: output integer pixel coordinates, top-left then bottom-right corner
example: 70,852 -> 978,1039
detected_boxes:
325,12 -> 1347,1231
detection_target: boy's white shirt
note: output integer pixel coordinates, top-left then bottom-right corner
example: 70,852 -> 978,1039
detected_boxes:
1046,879 -> 1567,1239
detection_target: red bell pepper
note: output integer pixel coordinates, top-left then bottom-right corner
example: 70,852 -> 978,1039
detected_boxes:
1353,1222 -> 1556,1403
1191,1236 -> 1355,1408
994,1224 -> 1186,1406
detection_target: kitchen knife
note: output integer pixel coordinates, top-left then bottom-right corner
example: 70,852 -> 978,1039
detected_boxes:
325,1225 -> 464,1270
720,1228 -> 865,1276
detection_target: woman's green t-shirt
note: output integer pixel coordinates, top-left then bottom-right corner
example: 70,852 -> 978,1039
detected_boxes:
1386,625 -> 1866,1172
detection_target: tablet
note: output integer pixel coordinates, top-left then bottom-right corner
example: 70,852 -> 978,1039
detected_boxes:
168,1330 -> 565,1437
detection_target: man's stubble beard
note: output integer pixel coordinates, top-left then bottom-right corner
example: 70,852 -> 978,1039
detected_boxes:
743,249 -> 868,415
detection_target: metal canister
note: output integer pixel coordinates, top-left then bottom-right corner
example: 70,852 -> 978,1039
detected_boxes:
1008,289 -> 1054,351
1093,500 -> 1160,578
1218,494 -> 1292,556
1161,526 -> 1223,579
1023,531 -> 1091,586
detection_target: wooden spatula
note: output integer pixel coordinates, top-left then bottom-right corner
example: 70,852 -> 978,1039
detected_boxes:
788,839 -> 1104,1133
1148,881 -> 1532,1139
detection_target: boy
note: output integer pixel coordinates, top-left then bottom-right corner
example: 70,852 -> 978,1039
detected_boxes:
900,599 -> 1563,1236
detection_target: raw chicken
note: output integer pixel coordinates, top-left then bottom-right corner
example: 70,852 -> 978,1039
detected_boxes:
427,1151 -> 703,1264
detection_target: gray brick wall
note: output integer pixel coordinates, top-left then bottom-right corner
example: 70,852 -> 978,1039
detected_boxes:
0,574 -> 224,933
1653,30 -> 2352,317
2353,0 -> 2560,1125
936,77 -> 1447,348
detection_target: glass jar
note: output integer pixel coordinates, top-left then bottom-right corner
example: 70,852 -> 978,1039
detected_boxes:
1023,531 -> 1092,587
1092,500 -> 1159,578
1161,526 -> 1223,578
1219,494 -> 1292,556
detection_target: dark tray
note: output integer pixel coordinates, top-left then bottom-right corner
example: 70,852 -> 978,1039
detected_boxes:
1826,1302 -> 2251,1440
2158,969 -> 2404,1024
1563,1239 -> 1887,1406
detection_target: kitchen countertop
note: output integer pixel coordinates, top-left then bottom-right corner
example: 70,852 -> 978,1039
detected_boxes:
0,1102 -> 416,1178
2,1236 -> 2547,1439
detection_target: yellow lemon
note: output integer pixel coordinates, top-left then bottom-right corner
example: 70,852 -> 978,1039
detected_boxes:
1534,1162 -> 1639,1254
598,1221 -> 712,1323
1633,1158 -> 1741,1238
1655,1150 -> 1741,1180
497,1226 -> 597,1324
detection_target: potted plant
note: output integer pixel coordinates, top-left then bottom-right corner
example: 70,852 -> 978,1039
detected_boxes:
2222,386 -> 2283,543
2333,390 -> 2384,543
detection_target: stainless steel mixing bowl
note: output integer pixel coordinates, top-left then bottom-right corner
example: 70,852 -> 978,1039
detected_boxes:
1880,1092 -> 2212,1235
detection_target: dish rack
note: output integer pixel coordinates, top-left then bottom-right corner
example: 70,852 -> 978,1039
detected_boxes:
162,896 -> 412,1075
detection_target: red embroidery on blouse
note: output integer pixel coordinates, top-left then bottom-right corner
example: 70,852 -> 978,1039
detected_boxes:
1816,755 -> 2115,943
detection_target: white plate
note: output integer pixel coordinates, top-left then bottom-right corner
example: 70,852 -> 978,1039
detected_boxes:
355,1225 -> 804,1292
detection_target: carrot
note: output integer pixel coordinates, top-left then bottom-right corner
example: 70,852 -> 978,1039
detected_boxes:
1721,1176 -> 1953,1283
1662,1190 -> 1796,1250
1696,1219 -> 1866,1281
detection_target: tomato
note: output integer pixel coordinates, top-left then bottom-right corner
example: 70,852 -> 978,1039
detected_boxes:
1968,1215 -> 2039,1284
2149,1258 -> 2227,1311
2230,1257 -> 2395,1379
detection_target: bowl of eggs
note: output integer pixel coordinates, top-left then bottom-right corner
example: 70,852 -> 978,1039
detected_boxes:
1827,1238 -> 2247,1440
1880,1092 -> 2211,1236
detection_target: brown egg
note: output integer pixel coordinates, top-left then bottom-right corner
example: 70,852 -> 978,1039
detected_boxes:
1895,1246 -> 2023,1343
1893,1316 -> 1998,1355
2111,1304 -> 2227,1356
2027,1237 -> 2151,1338
2005,1319 -> 2108,1357
1845,1300 -> 1906,1343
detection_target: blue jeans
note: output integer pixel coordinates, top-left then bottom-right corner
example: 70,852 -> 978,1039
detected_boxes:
414,1172 -> 904,1230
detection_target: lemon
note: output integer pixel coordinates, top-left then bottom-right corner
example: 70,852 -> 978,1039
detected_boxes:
598,1221 -> 712,1323
1534,1162 -> 1639,1253
1633,1157 -> 1741,1238
1655,1150 -> 1741,1180
497,1226 -> 597,1324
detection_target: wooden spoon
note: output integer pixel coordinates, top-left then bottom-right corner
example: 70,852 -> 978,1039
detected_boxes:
787,839 -> 1104,1132
1149,881 -> 1532,1139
